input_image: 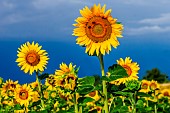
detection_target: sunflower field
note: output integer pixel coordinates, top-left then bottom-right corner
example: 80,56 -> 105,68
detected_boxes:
0,4 -> 170,113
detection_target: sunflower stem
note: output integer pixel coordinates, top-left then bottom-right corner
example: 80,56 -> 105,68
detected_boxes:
131,91 -> 137,113
74,93 -> 79,113
98,54 -> 109,113
154,91 -> 157,113
36,72 -> 45,110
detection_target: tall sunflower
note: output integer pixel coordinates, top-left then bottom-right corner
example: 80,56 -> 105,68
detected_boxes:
73,4 -> 123,56
14,84 -> 34,107
16,41 -> 49,75
110,57 -> 140,85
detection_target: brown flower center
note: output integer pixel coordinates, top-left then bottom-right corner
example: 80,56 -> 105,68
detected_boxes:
122,65 -> 132,76
89,91 -> 96,97
19,90 -> 28,100
26,51 -> 40,66
142,83 -> 148,89
163,91 -> 170,96
86,16 -> 112,42
150,83 -> 157,90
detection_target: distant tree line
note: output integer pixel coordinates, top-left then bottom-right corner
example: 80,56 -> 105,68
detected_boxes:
143,68 -> 169,83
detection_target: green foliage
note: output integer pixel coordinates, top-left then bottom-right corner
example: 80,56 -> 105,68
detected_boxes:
125,80 -> 141,91
108,64 -> 128,81
38,73 -> 49,80
143,68 -> 169,83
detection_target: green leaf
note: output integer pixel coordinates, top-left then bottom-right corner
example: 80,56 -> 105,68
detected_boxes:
78,76 -> 95,85
116,22 -> 122,24
101,76 -> 111,82
14,104 -> 21,110
137,92 -> 151,97
83,97 -> 95,103
136,100 -> 144,108
120,106 -> 129,113
38,73 -> 49,80
114,91 -> 132,96
77,85 -> 94,95
108,64 -> 128,81
145,107 -> 153,111
78,97 -> 95,105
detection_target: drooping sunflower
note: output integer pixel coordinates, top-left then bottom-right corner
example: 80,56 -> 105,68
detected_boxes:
55,62 -> 76,76
110,57 -> 140,85
16,41 -> 49,75
14,84 -> 33,107
139,80 -> 150,93
73,4 -> 123,56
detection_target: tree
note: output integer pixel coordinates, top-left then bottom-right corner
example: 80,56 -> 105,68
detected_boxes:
143,68 -> 169,83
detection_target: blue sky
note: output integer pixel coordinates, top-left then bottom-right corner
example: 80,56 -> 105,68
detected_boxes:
0,0 -> 170,84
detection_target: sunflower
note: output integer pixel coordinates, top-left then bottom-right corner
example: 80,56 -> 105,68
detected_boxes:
55,62 -> 76,76
16,41 -> 49,75
45,74 -> 57,90
159,89 -> 170,99
139,80 -> 150,93
149,80 -> 160,90
14,84 -> 33,107
110,57 -> 140,85
1,79 -> 18,91
1,79 -> 19,98
73,4 -> 123,56
64,74 -> 77,91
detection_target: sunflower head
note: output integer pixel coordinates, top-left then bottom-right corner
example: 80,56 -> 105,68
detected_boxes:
158,89 -> 170,99
139,80 -> 150,93
117,57 -> 140,78
64,74 -> 77,90
55,62 -> 77,76
73,4 -> 123,56
149,80 -> 160,90
1,79 -> 19,98
45,74 -> 57,90
161,89 -> 170,97
14,84 -> 33,107
2,79 -> 18,91
16,41 -> 49,75
110,57 -> 140,85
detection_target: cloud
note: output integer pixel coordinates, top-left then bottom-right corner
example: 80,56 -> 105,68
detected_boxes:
121,0 -> 170,6
139,13 -> 170,25
125,25 -> 170,35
